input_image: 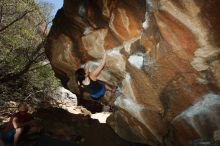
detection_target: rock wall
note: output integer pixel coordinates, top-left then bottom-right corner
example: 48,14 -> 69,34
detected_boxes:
45,0 -> 220,145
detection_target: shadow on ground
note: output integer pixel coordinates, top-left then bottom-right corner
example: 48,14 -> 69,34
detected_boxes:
10,107 -> 150,146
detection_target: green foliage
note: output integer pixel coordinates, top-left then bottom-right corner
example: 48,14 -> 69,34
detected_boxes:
0,0 -> 43,71
29,63 -> 60,91
0,0 -> 60,102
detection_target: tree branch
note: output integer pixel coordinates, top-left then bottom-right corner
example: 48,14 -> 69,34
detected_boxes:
0,9 -> 34,33
29,63 -> 50,72
0,5 -> 3,23
0,58 -> 36,82
25,90 -> 43,100
0,41 -> 45,82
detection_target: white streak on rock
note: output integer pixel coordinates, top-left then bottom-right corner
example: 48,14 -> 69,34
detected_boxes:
191,48 -> 220,71
196,77 -> 208,85
125,73 -> 131,81
128,53 -> 145,69
115,96 -> 145,112
109,12 -> 122,39
102,0 -> 110,17
142,0 -> 153,29
83,27 -> 93,35
142,21 -> 149,30
191,57 -> 209,71
188,118 -> 203,137
173,93 -> 220,121
146,0 -> 153,9
172,93 -> 220,136
115,73 -> 145,120
106,47 -> 122,56
115,72 -> 162,142
194,48 -> 220,58
160,1 -> 209,47
118,8 -> 130,33
78,5 -> 86,16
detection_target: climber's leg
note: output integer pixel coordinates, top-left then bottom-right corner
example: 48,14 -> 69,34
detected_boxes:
105,85 -> 117,93
99,80 -> 118,93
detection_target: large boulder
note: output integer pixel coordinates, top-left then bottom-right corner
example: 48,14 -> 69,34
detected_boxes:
45,0 -> 220,145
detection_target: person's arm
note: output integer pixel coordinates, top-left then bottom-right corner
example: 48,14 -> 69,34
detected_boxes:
12,114 -> 34,128
84,62 -> 90,75
90,52 -> 106,80
12,117 -> 19,129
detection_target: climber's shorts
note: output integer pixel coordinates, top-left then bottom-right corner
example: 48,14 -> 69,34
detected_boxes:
2,125 -> 31,142
90,81 -> 106,100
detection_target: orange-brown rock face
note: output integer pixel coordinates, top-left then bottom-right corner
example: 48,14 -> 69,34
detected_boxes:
45,0 -> 220,145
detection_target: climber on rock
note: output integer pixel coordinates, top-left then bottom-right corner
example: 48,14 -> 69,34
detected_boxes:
1,102 -> 42,146
75,51 -> 117,100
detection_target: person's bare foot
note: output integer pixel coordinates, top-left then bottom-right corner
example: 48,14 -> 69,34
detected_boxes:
102,105 -> 111,112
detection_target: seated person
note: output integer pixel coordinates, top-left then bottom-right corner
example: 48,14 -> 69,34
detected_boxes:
1,102 -> 41,146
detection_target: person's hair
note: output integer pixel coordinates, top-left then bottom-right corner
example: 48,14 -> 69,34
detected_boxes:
75,68 -> 86,86
18,102 -> 28,112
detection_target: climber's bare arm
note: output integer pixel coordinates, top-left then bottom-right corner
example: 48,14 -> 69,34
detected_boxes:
12,117 -> 19,129
12,117 -> 34,128
84,62 -> 89,75
90,52 -> 106,80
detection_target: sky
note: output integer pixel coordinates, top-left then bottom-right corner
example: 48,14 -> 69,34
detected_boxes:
38,0 -> 63,16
